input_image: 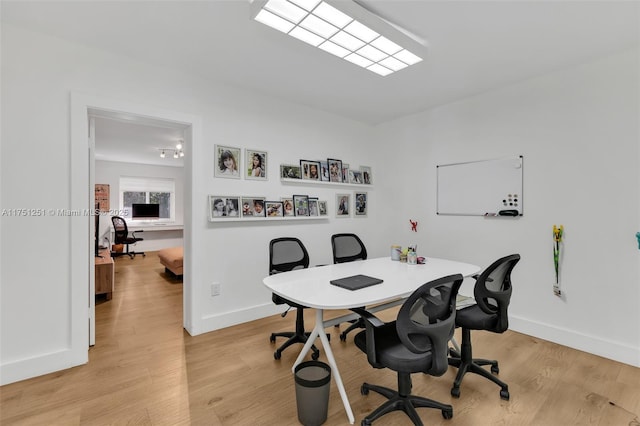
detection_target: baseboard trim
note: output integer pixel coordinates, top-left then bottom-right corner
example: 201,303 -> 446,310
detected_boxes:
0,348 -> 87,386
193,303 -> 281,336
510,315 -> 640,367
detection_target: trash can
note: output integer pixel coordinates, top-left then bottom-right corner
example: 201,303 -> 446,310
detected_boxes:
294,360 -> 331,426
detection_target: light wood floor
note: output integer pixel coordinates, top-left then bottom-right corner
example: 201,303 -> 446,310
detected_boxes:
2,251 -> 639,425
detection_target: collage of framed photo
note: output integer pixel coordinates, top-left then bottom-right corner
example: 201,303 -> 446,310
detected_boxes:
209,194 -> 329,221
214,144 -> 269,181
278,157 -> 372,186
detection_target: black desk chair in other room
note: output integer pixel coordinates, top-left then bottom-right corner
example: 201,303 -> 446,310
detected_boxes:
331,233 -> 368,341
448,253 -> 520,400
353,274 -> 464,426
269,237 -> 327,360
111,216 -> 145,259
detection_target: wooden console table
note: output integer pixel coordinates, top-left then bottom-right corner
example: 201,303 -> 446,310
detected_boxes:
95,248 -> 114,300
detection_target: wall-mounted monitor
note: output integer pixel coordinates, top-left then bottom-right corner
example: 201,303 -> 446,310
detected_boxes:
132,203 -> 160,219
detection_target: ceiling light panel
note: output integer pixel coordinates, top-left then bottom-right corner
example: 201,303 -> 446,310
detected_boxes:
252,0 -> 425,76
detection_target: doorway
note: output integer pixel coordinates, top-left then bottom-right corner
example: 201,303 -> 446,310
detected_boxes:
71,92 -> 200,364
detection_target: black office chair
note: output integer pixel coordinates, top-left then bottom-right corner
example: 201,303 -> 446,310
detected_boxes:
353,274 -> 463,426
447,254 -> 520,400
268,237 -> 326,360
331,233 -> 368,341
111,216 -> 145,258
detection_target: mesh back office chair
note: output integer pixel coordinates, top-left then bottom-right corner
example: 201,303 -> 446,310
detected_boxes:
353,274 -> 464,426
111,216 -> 145,259
447,254 -> 520,400
331,233 -> 368,341
268,237 -> 325,360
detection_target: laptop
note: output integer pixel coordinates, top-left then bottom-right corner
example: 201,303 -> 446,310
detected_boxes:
330,274 -> 383,291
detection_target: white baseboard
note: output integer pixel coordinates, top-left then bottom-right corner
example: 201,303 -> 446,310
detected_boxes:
193,303 -> 281,336
509,315 -> 640,367
0,348 -> 87,386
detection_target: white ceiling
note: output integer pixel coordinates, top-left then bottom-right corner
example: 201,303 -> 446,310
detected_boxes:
3,0 -> 639,165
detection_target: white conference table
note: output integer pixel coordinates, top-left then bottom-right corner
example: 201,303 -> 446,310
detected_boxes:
263,256 -> 480,424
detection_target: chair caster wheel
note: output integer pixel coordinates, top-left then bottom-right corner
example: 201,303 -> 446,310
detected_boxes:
361,384 -> 370,395
500,388 -> 510,400
491,363 -> 499,374
361,420 -> 371,426
274,351 -> 281,360
451,387 -> 460,398
269,334 -> 276,343
339,333 -> 347,342
311,350 -> 320,360
442,408 -> 453,419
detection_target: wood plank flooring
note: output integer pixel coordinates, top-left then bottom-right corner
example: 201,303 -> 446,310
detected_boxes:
2,251 -> 639,425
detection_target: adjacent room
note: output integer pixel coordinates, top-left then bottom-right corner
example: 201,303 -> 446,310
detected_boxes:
1,1 -> 638,425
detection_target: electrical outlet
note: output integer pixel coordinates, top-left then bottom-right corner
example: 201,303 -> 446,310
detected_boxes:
211,282 -> 221,297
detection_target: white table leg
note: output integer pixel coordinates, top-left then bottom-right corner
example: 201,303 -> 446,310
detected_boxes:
291,309 -> 355,425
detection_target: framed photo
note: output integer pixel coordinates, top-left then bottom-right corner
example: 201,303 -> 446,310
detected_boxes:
280,164 -> 301,179
246,149 -> 267,180
300,160 -> 321,181
318,200 -> 328,216
293,194 -> 310,216
308,197 -> 319,216
349,169 -> 363,184
215,145 -> 241,179
320,161 -> 330,182
336,193 -> 350,218
327,158 -> 343,183
341,163 -> 350,184
355,192 -> 368,217
241,197 -> 266,218
209,195 -> 240,220
266,201 -> 284,217
281,198 -> 295,217
360,166 -> 372,184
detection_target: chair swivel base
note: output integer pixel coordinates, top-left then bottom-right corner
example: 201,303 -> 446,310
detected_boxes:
447,329 -> 510,400
360,381 -> 453,426
338,317 -> 365,342
270,331 -> 320,360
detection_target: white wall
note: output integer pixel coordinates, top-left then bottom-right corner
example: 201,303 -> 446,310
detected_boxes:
95,160 -> 185,251
2,24 -> 638,386
375,49 -> 640,367
0,24 -> 383,385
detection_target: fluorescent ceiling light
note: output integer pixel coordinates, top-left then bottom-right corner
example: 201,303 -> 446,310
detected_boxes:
252,0 -> 424,76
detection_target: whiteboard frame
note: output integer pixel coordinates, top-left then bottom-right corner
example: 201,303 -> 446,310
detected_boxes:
436,156 -> 523,217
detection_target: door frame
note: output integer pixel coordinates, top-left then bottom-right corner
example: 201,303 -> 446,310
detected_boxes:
71,92 -> 200,359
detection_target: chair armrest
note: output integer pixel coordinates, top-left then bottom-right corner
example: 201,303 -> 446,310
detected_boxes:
351,307 -> 386,366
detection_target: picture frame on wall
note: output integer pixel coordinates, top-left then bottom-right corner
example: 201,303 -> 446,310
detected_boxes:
308,197 -> 319,216
355,192 -> 367,217
266,201 -> 284,217
336,193 -> 350,218
320,161 -> 330,182
327,158 -> 343,183
349,169 -> 363,184
360,166 -> 372,184
209,195 -> 240,220
293,194 -> 310,216
341,163 -> 350,184
280,164 -> 301,179
241,197 -> 266,217
281,198 -> 295,217
215,145 -> 241,179
245,149 -> 267,180
300,160 -> 321,181
318,200 -> 328,216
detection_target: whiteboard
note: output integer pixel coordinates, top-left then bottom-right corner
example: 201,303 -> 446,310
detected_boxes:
437,156 -> 523,216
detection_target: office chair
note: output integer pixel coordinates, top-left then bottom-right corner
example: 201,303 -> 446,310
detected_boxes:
353,274 -> 463,426
268,237 -> 327,360
111,216 -> 145,258
331,233 -> 368,342
447,253 -> 520,400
